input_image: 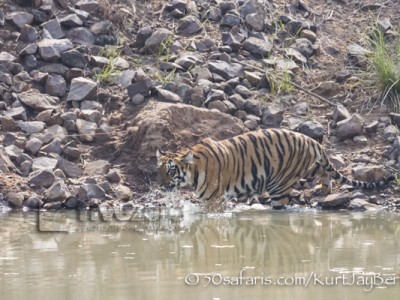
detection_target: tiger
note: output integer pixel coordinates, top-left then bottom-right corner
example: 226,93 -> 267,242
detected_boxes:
156,128 -> 394,209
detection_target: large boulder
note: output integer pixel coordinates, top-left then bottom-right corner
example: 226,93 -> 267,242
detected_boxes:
121,102 -> 246,173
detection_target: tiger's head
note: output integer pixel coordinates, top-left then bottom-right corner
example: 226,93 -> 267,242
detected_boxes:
156,149 -> 194,192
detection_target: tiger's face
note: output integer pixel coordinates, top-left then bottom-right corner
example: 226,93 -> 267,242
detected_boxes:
156,149 -> 194,192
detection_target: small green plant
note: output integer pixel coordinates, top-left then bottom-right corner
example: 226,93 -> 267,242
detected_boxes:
267,68 -> 294,95
95,46 -> 123,85
368,25 -> 400,112
394,174 -> 400,186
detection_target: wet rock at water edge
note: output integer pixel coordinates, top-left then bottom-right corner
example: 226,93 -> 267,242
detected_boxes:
349,198 -> 379,211
318,193 -> 351,208
7,192 -> 24,209
25,195 -> 43,209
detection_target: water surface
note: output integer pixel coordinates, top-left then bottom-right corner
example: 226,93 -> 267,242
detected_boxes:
0,208 -> 399,300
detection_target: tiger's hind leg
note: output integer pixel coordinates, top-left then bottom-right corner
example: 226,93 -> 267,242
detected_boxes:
270,193 -> 291,210
314,169 -> 332,196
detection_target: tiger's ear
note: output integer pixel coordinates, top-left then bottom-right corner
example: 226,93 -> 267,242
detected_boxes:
181,151 -> 194,164
156,149 -> 165,161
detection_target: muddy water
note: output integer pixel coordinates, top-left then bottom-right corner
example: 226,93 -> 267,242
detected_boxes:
0,208 -> 399,300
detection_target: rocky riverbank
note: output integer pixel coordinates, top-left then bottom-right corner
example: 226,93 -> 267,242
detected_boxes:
0,0 -> 399,212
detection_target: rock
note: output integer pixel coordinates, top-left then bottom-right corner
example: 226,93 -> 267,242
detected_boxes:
300,29 -> 317,42
261,104 -> 284,128
330,154 -> 346,169
383,125 -> 399,142
336,114 -> 364,140
61,49 -> 88,68
5,145 -> 23,159
235,85 -> 252,98
7,192 -> 24,208
45,181 -> 70,202
18,121 -> 45,134
76,119 -> 98,142
0,52 -> 17,63
68,27 -> 95,45
57,159 -> 83,178
353,135 -> 368,145
26,137 -> 43,155
157,89 -> 183,103
365,120 -> 379,134
106,169 -> 121,183
299,121 -> 324,140
25,195 -> 43,209
114,184 -> 132,201
32,157 -> 58,171
41,139 -> 62,154
66,77 -> 97,101
352,165 -> 389,182
45,124 -> 68,141
312,81 -> 342,98
245,13 -> 264,31
208,100 -> 229,113
291,38 -> 314,59
349,198 -> 378,210
18,91 -> 59,111
244,99 -> 261,116
41,19 -> 64,39
377,18 -> 391,33
28,169 -> 56,188
43,74 -> 66,97
177,15 -> 202,36
208,60 -> 244,80
347,43 -> 370,57
6,12 -> 33,29
62,146 -> 81,161
291,102 -> 308,116
37,39 -> 73,61
84,160 -> 111,176
332,104 -> 350,122
59,14 -> 83,27
389,113 -> 400,127
144,28 -> 172,54
0,69 -> 13,85
124,102 -> 246,173
4,106 -> 27,120
18,43 -> 38,56
243,37 -> 273,58
78,183 -> 105,201
43,202 -> 63,210
134,26 -> 153,48
127,79 -> 153,98
318,192 -> 351,208
220,12 -> 241,27
90,20 -> 111,35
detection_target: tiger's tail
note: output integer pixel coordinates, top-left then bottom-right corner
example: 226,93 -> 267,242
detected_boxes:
327,163 -> 394,190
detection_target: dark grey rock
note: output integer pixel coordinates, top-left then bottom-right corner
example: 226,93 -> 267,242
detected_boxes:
62,146 -> 81,161
312,81 -> 342,98
76,119 -> 97,142
42,19 -> 64,39
261,104 -> 284,128
285,48 -> 307,64
0,69 -> 12,85
78,183 -> 105,201
127,79 -> 153,98
352,165 -> 389,182
208,100 -> 229,113
299,121 -> 324,140
18,43 -> 38,56
39,63 -> 69,76
291,102 -> 308,116
28,169 -> 56,188
134,26 -> 153,48
26,137 -> 43,155
243,37 -> 273,58
383,125 -> 399,142
291,38 -> 314,58
365,120 -> 379,134
244,99 -> 261,116
177,15 -> 202,36
45,181 -> 70,203
131,94 -> 146,106
6,11 -> 33,29
5,106 -> 27,121
90,20 -> 112,35
106,168 -> 121,183
220,12 -> 241,27
64,196 -> 78,209
59,14 -> 83,27
206,89 -> 226,104
19,24 -> 37,42
144,28 -> 172,54
336,114 -> 364,140
157,89 -> 183,103
245,13 -> 264,31
68,27 -> 95,45
45,124 -> 68,141
57,158 -> 83,178
235,85 -> 252,99
61,49 -> 88,68
25,195 -> 43,209
349,198 -> 378,210
208,60 -> 244,80
45,74 -> 66,97
41,139 -> 62,154
318,193 -> 351,208
76,0 -> 100,13
38,38 -> 73,61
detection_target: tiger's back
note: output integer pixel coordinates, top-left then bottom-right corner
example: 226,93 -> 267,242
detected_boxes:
156,128 -> 393,208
